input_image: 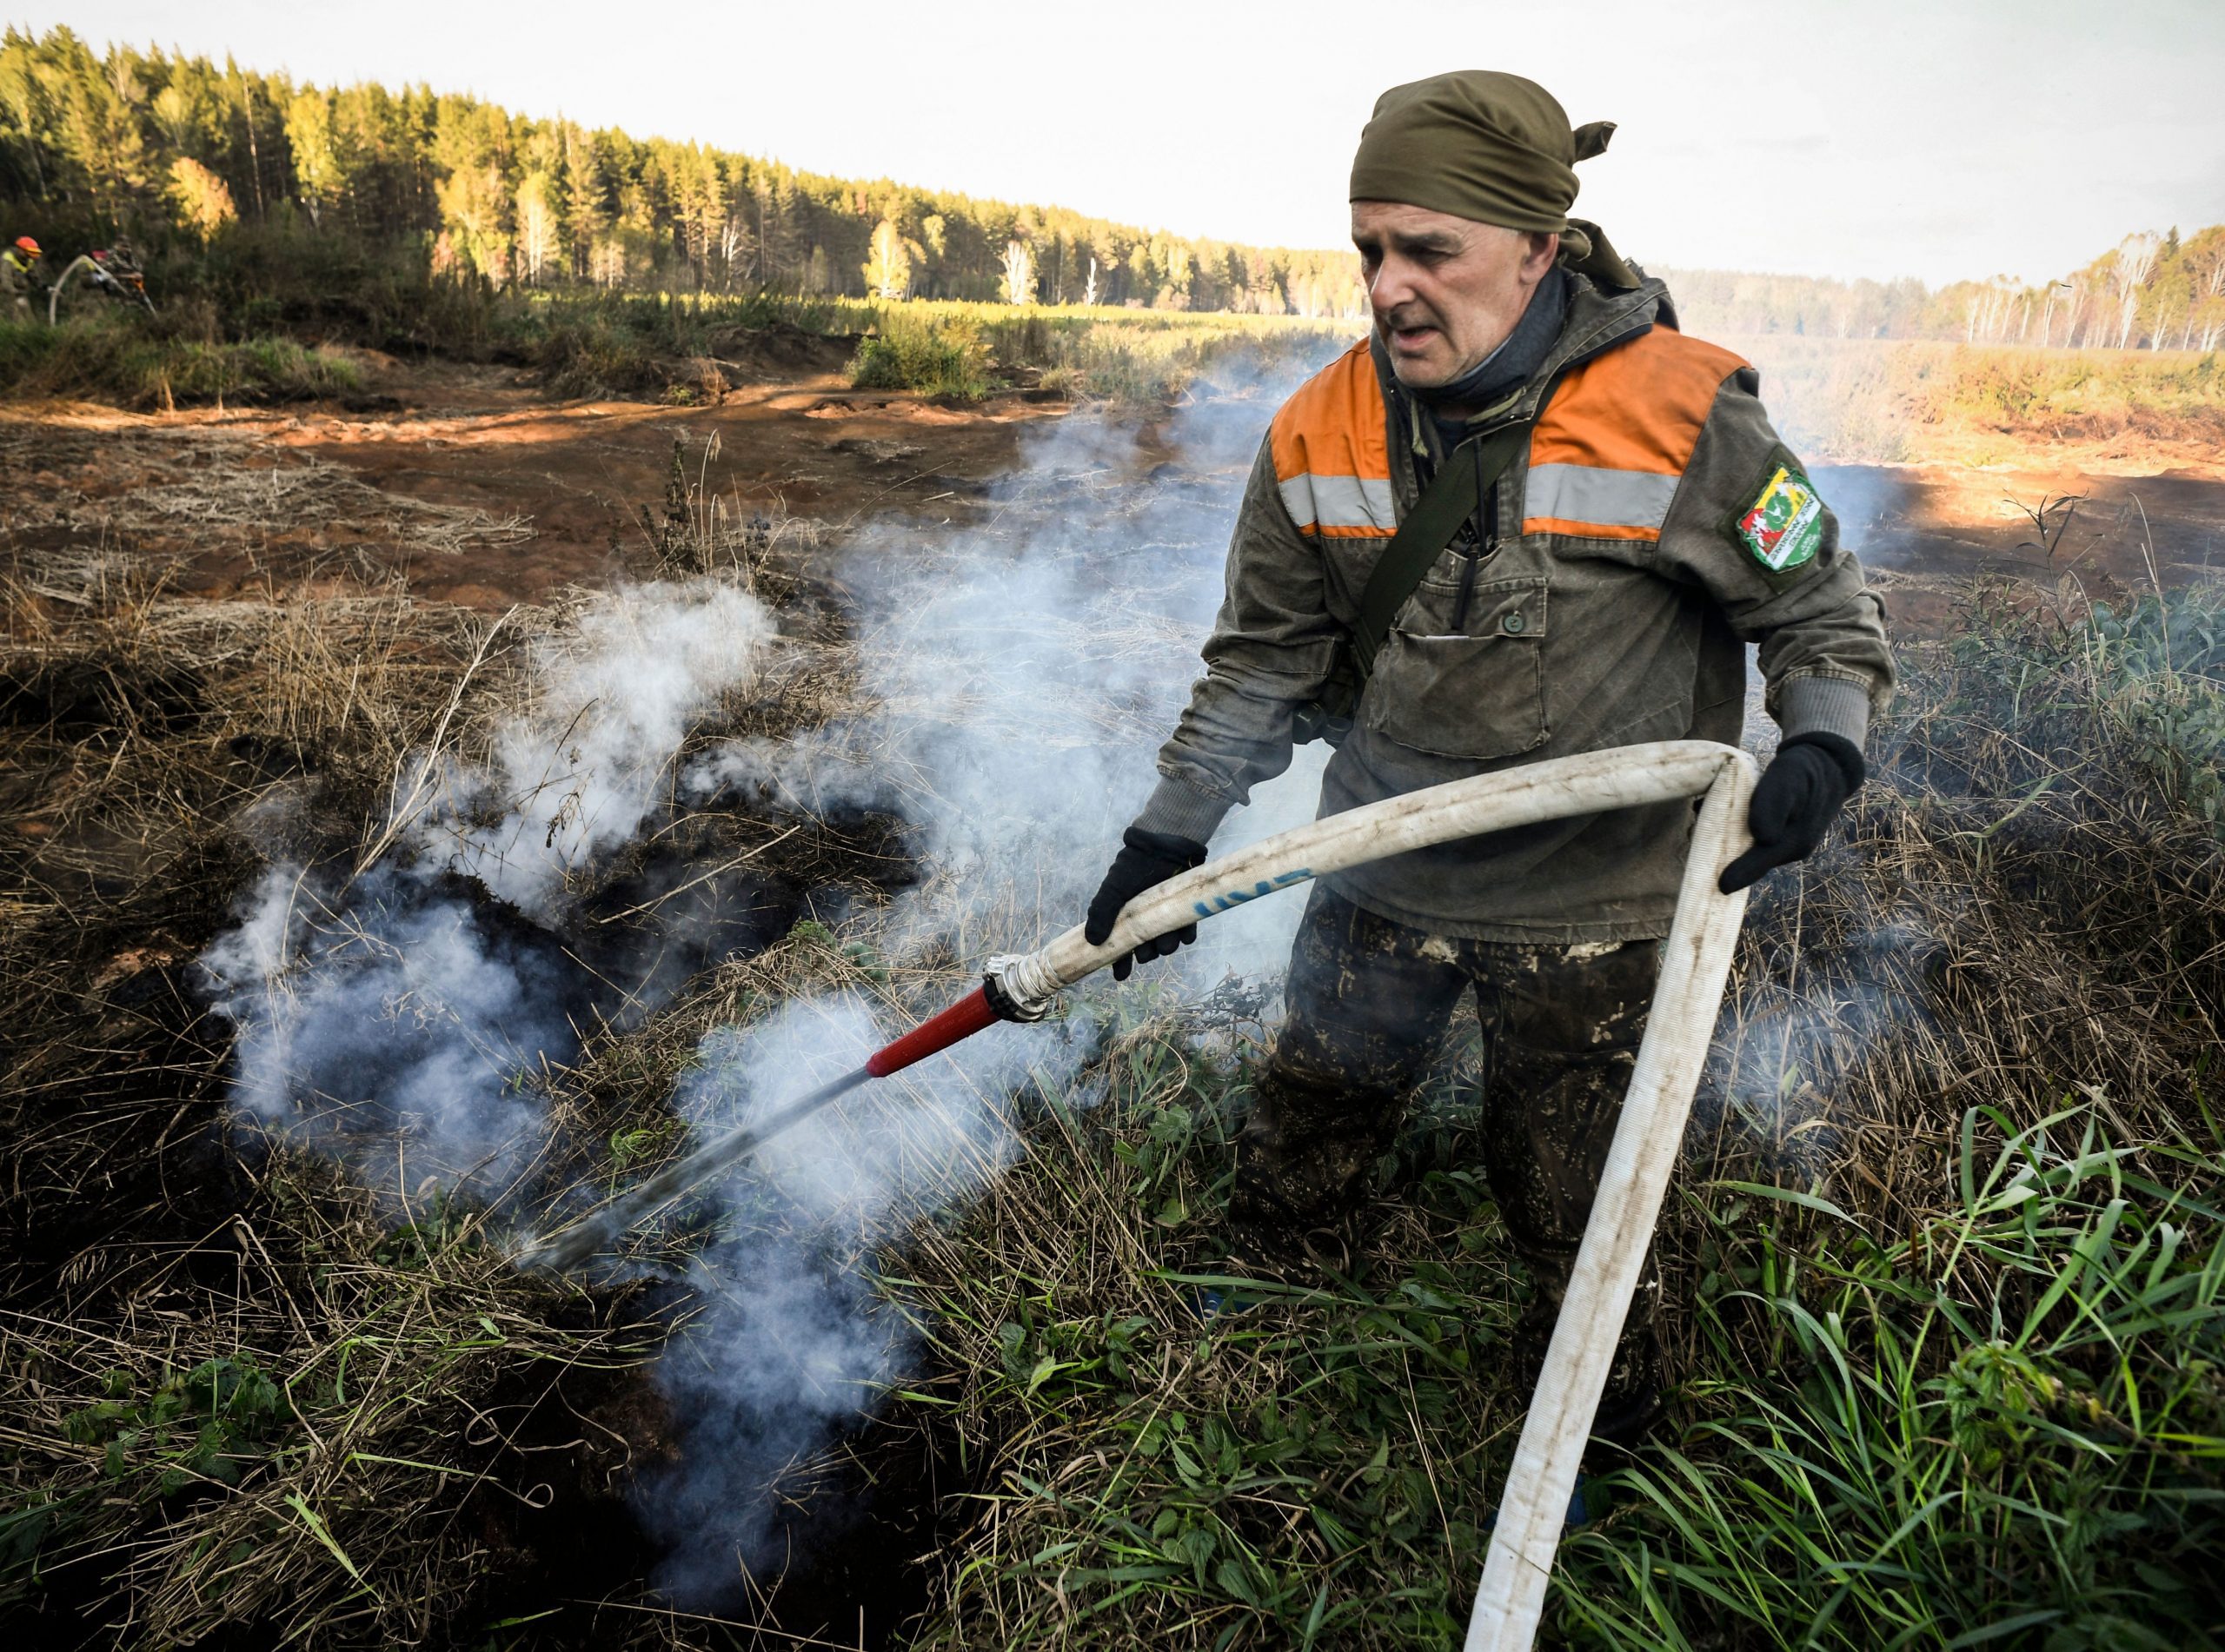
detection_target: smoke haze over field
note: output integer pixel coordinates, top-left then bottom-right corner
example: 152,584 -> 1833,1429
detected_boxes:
198,342 -> 1345,1602
645,355 -> 1340,1597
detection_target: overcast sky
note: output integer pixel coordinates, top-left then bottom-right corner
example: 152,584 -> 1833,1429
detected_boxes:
19,0 -> 2223,286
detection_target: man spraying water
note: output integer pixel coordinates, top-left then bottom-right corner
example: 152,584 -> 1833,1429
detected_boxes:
527,73 -> 1894,1643
1083,70 -> 1894,1447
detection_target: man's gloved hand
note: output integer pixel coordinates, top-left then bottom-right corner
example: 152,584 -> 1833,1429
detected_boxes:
1086,826 -> 1208,980
1719,733 -> 1865,892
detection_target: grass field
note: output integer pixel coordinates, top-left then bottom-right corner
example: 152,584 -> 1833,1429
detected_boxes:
0,288 -> 1356,410
9,274 -> 2222,471
530,291 -> 1358,405
1730,334 -> 2225,465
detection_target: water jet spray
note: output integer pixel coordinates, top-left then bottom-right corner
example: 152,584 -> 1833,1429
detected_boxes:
521,739 -> 1757,1652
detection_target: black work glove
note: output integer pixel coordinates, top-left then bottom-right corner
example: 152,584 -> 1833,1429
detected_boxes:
1085,826 -> 1208,981
1719,733 -> 1864,892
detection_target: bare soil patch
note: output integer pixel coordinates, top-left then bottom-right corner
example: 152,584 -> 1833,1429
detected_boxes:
1821,460 -> 2225,632
2,363 -> 1065,615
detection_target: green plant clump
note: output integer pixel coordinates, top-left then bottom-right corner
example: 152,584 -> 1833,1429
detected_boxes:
65,1357 -> 289,1496
852,309 -> 993,400
0,315 -> 360,408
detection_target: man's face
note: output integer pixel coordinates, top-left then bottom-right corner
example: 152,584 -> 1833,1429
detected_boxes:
1351,202 -> 1558,393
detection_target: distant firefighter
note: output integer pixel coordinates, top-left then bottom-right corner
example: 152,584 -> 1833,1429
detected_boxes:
47,243 -> 155,323
1,235 -> 40,317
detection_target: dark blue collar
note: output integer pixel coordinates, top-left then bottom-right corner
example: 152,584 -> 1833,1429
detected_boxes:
1416,266 -> 1570,425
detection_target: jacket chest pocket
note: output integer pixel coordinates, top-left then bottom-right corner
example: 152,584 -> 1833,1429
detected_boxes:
1360,575 -> 1548,760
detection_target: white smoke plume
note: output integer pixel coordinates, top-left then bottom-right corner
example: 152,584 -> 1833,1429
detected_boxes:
1700,875 -> 1943,1177
681,378 -> 1335,984
199,864 -> 577,1196
197,341 -> 1356,1605
681,993 -> 1034,1228
435,582 -> 777,914
640,986 -> 1104,1602
198,580 -> 780,1197
645,354 -> 1349,1601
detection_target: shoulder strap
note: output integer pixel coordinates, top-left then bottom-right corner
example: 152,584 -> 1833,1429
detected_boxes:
1352,420 -> 1531,674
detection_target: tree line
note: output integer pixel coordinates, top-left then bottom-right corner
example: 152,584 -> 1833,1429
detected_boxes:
1663,227 -> 2225,351
0,26 -> 1368,316
3,26 -> 2215,348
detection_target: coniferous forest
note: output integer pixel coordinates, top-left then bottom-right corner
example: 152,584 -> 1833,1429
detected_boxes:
0,26 -> 1368,316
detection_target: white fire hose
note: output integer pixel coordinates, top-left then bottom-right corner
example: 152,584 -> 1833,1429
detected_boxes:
986,736 -> 1757,1649
534,737 -> 1757,1646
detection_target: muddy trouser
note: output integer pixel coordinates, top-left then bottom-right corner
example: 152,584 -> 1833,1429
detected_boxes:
1232,883 -> 1665,1443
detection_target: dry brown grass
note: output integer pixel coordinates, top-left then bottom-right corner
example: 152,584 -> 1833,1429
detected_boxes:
1727,335 -> 2225,468
0,454 -> 880,1647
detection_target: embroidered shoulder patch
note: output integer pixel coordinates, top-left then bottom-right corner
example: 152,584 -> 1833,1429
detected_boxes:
1737,462 -> 1825,573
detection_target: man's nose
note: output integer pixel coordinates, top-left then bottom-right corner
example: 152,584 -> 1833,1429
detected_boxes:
1368,256 -> 1417,315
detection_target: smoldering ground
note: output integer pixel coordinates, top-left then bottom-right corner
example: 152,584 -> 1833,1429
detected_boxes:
196,581 -> 782,1198
187,326 -> 1962,1615
633,368 -> 1347,1602
192,347 -> 1345,1609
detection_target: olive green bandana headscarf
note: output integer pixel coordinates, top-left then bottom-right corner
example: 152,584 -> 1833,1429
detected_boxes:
1349,70 -> 1637,289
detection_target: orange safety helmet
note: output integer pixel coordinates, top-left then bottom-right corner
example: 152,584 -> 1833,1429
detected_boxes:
10,236 -> 37,257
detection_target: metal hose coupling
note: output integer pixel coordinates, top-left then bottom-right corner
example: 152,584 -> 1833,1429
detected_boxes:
982,951 -> 1061,1021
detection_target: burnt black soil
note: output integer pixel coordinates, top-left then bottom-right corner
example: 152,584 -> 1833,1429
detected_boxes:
1,766 -> 943,1649
0,526 -> 946,1648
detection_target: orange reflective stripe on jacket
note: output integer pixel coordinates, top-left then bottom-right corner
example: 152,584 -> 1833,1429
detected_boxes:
1269,340 -> 1397,539
1269,327 -> 1748,544
1523,328 -> 1747,540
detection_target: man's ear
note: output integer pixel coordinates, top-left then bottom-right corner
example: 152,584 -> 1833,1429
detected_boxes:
1521,231 -> 1560,284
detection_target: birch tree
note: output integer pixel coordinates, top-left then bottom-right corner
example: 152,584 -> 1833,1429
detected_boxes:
863,217 -> 911,299
285,90 -> 340,226
166,155 -> 235,238
2112,234 -> 2161,348
1000,237 -> 1033,305
515,172 -> 562,284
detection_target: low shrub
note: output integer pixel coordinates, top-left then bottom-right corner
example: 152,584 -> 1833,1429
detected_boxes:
852,308 -> 993,400
0,315 -> 361,407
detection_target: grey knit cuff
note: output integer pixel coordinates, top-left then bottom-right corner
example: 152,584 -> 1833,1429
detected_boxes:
1776,674 -> 1870,749
1133,774 -> 1234,846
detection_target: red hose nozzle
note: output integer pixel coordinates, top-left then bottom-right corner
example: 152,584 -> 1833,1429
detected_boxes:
863,986 -> 999,1078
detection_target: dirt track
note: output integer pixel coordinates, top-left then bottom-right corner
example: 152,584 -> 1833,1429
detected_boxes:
3,358 -> 2220,633
1,361 -> 1067,612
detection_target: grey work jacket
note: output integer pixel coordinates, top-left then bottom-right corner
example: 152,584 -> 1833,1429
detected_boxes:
1136,271 -> 1894,942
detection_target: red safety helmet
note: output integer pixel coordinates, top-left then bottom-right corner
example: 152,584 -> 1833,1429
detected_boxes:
11,236 -> 37,257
